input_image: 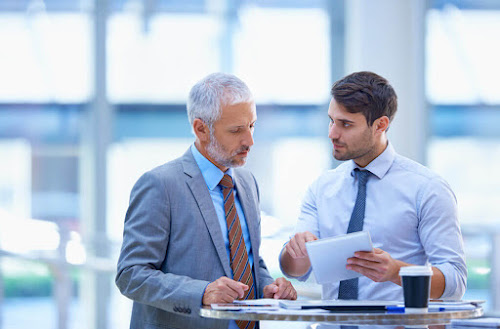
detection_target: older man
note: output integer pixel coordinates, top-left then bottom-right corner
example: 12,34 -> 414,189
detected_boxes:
116,73 -> 296,329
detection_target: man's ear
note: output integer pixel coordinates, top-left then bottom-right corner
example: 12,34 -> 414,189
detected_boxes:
193,118 -> 210,143
373,116 -> 390,134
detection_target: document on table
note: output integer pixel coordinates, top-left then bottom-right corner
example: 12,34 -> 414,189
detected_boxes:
305,231 -> 373,283
279,299 -> 401,312
211,299 -> 280,311
211,299 -> 330,314
451,318 -> 500,328
429,299 -> 485,311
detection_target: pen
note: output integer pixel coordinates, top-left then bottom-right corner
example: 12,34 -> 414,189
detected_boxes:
386,306 -> 405,313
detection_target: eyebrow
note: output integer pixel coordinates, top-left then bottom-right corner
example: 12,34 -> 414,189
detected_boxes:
329,115 -> 354,124
230,121 -> 257,129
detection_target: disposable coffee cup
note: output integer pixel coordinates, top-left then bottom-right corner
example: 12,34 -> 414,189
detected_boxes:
399,266 -> 433,313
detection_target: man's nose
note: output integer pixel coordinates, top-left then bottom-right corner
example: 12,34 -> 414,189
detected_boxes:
328,123 -> 340,140
244,128 -> 254,147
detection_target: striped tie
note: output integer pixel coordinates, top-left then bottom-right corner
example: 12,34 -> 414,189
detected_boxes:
219,174 -> 256,329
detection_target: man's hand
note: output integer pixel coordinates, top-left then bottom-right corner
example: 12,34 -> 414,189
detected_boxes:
263,277 -> 297,300
202,276 -> 249,305
346,248 -> 404,285
285,231 -> 318,259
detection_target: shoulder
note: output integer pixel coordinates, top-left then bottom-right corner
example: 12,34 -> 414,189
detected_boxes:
310,161 -> 352,190
135,155 -> 186,189
391,153 -> 453,196
234,167 -> 257,186
150,157 -> 184,177
391,153 -> 441,181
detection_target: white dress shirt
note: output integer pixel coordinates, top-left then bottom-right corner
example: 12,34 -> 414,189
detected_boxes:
284,142 -> 467,301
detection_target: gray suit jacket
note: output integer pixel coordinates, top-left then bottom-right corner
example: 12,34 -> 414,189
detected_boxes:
116,149 -> 275,329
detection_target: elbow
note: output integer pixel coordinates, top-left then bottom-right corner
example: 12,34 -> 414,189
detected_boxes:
434,261 -> 467,299
442,265 -> 468,299
115,269 -> 128,296
115,266 -> 136,298
455,271 -> 467,299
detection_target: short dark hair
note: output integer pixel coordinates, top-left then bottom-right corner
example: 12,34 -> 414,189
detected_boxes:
331,71 -> 397,126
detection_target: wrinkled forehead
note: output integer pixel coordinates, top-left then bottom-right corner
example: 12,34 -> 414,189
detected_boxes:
216,101 -> 257,125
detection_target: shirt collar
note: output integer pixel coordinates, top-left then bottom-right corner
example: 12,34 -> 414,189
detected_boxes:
350,142 -> 395,179
190,144 -> 234,190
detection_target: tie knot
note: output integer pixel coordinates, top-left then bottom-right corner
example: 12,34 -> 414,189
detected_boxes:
219,174 -> 234,189
355,169 -> 370,185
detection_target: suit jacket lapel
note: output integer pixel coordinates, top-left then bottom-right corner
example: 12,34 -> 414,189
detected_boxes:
181,150 -> 232,277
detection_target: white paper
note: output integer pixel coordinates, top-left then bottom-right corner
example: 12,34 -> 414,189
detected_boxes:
451,317 -> 500,328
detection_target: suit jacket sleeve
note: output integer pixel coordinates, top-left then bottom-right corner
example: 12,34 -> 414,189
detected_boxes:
252,173 -> 275,296
115,171 -> 209,316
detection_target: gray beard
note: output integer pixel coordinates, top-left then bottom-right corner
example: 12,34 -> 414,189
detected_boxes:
206,132 -> 242,168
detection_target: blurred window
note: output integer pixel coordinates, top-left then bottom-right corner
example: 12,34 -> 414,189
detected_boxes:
426,6 -> 500,310
0,13 -> 91,102
234,7 -> 331,104
426,9 -> 500,104
107,13 -> 220,103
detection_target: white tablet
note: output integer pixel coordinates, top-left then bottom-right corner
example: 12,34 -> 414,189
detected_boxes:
305,231 -> 373,284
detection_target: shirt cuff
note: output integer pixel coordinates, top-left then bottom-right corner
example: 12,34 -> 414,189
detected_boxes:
200,282 -> 210,307
433,262 -> 466,299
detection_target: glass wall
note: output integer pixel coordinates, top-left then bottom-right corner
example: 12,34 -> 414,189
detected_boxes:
426,2 -> 500,311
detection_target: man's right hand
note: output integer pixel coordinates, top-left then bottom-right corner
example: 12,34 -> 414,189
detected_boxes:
202,276 -> 249,305
285,231 -> 318,259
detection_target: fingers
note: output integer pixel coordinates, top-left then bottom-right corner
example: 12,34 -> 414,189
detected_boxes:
286,231 -> 318,259
263,283 -> 278,298
353,249 -> 386,262
347,264 -> 381,281
203,277 -> 249,305
275,282 -> 294,300
221,277 -> 248,299
347,257 -> 381,271
346,249 -> 399,283
269,277 -> 297,300
285,238 -> 300,258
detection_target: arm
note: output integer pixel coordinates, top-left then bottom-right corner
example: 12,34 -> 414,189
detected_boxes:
417,177 -> 467,299
115,172 -> 209,314
116,172 -> 243,315
347,249 -> 446,298
280,232 -> 318,277
279,182 -> 321,279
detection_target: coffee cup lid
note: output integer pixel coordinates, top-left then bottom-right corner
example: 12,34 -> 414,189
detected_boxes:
399,265 -> 433,276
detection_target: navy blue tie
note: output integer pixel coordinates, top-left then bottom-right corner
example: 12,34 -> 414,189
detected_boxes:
338,169 -> 370,300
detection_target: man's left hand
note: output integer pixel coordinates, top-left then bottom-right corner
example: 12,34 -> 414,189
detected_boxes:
263,277 -> 297,300
346,248 -> 404,285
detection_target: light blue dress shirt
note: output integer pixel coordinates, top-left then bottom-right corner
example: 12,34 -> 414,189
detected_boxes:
284,142 -> 467,301
191,144 -> 255,273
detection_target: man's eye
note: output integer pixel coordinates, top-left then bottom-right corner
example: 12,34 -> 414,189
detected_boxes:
343,122 -> 351,127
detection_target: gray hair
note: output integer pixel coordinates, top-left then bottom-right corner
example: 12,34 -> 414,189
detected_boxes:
186,73 -> 254,129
